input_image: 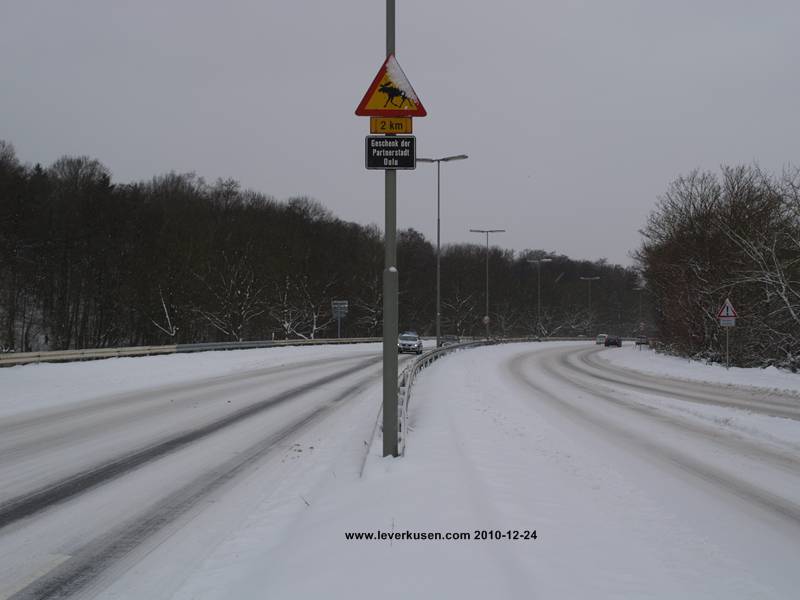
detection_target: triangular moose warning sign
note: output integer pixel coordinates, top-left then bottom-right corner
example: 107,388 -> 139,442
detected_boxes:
355,54 -> 427,117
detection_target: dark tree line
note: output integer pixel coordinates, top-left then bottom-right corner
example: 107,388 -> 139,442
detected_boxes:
637,165 -> 800,369
0,140 -> 648,352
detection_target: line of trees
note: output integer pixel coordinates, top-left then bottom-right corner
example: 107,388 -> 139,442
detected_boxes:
0,140 -> 648,352
636,165 -> 800,369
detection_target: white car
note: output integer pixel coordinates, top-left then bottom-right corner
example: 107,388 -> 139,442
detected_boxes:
596,334 -> 608,345
398,333 -> 423,354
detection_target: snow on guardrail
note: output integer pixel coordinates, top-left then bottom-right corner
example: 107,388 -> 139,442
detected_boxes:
0,337 -> 381,367
396,340 -> 494,455
395,337 -> 594,454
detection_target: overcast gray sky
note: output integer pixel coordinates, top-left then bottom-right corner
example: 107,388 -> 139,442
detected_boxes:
2,0 -> 799,265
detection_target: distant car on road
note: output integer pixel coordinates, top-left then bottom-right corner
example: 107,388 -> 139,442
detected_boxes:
596,333 -> 608,345
398,332 -> 423,354
604,335 -> 622,347
437,334 -> 460,348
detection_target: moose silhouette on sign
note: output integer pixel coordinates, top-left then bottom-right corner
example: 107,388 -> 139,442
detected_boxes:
379,80 -> 414,109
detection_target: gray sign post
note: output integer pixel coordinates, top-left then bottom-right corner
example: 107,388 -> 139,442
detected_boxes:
331,300 -> 348,338
382,1 -> 399,457
356,0 -> 427,456
718,298 -> 737,368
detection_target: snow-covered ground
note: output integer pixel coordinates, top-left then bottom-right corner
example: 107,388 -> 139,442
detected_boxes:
2,341 -> 799,599
169,341 -> 797,599
598,344 -> 800,450
601,342 -> 800,396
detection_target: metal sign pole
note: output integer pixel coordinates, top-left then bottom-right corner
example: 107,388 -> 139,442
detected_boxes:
718,298 -> 736,369
382,0 -> 399,457
726,327 -> 729,369
485,231 -> 490,338
435,160 -> 441,348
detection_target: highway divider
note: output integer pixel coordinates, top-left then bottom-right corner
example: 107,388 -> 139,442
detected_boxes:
396,340 -> 495,455
0,337 -> 382,367
0,336 -> 615,371
395,336 -> 599,454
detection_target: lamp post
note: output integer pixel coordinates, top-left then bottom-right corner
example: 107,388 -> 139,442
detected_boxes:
417,154 -> 468,347
580,276 -> 600,333
470,228 -> 506,338
528,258 -> 552,337
635,285 -> 644,330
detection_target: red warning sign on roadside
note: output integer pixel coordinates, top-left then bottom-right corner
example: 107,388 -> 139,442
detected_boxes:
717,298 -> 737,318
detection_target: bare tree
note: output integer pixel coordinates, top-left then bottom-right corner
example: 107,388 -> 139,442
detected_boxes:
442,287 -> 478,337
151,288 -> 179,337
193,250 -> 268,342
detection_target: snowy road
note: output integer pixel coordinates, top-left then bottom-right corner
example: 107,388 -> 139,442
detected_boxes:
503,343 -> 800,596
0,347 -> 398,599
509,344 -> 800,524
243,341 -> 800,599
562,346 -> 800,421
2,341 -> 800,599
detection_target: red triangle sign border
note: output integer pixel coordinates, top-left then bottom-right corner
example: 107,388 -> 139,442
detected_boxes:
717,298 -> 738,318
355,54 -> 427,118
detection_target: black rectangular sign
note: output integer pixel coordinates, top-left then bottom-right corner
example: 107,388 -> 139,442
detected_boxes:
365,135 -> 416,170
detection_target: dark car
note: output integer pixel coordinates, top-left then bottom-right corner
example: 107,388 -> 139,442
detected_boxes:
604,335 -> 622,347
437,334 -> 460,347
398,333 -> 423,354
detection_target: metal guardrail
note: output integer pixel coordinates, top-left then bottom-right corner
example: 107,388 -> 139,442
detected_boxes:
0,337 -> 382,367
0,344 -> 180,366
396,340 -> 494,454
0,336 -> 570,368
0,335 -> 618,368
394,336 -> 602,454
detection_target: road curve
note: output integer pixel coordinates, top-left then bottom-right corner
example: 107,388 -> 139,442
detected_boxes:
575,346 -> 800,420
506,343 -> 800,526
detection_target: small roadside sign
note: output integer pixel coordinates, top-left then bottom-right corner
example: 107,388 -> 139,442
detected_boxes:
717,298 -> 737,367
331,300 -> 349,317
717,298 -> 737,318
370,116 -> 412,134
331,300 -> 348,338
355,54 -> 427,117
365,135 -> 416,170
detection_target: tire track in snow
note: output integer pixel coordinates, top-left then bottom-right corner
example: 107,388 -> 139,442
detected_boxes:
507,347 -> 800,527
8,368 -> 382,600
0,352 -> 379,451
0,355 -> 381,531
578,348 -> 800,420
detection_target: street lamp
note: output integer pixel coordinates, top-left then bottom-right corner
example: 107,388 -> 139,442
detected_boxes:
579,276 -> 600,333
528,257 -> 552,337
470,228 -> 506,338
417,154 -> 468,347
